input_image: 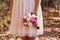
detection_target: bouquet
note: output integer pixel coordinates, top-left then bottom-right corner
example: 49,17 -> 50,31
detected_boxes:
23,12 -> 40,29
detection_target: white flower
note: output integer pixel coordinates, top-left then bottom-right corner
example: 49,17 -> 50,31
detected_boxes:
32,14 -> 35,17
27,12 -> 31,18
27,17 -> 30,20
29,23 -> 32,26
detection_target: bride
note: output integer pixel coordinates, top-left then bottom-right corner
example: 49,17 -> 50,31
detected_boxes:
10,0 -> 43,40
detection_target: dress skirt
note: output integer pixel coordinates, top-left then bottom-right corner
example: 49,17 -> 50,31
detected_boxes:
9,0 -> 43,37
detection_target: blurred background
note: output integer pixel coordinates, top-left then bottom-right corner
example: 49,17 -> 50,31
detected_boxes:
0,0 -> 60,40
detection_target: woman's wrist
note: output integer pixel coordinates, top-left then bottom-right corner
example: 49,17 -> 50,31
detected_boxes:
34,0 -> 39,13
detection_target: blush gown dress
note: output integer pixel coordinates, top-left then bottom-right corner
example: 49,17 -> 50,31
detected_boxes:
10,0 -> 43,37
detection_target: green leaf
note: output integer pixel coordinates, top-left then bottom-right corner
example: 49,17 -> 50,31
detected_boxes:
34,13 -> 38,16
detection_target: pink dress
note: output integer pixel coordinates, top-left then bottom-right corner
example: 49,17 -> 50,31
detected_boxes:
10,0 -> 43,37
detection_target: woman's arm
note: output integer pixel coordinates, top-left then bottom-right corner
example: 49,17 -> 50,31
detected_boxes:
10,0 -> 13,19
34,0 -> 39,12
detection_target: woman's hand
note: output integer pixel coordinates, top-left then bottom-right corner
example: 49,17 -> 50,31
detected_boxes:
10,0 -> 13,19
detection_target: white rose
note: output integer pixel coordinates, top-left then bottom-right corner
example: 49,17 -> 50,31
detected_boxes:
29,23 -> 32,26
27,17 -> 30,20
27,12 -> 31,18
32,14 -> 35,17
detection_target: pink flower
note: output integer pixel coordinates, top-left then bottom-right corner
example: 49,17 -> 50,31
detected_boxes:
30,17 -> 38,22
23,18 -> 27,23
31,12 -> 34,16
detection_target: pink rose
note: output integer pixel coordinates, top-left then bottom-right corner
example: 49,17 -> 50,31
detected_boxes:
31,12 -> 34,16
30,17 -> 38,22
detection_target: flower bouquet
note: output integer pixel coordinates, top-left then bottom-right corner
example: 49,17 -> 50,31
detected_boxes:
23,12 -> 40,29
